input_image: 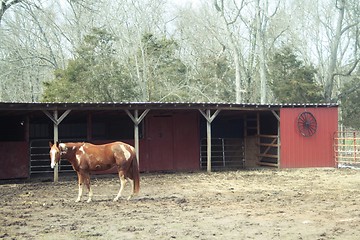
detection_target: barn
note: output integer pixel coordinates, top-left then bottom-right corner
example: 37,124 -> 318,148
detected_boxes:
0,101 -> 338,180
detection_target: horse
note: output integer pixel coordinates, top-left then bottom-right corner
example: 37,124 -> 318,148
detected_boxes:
49,141 -> 140,203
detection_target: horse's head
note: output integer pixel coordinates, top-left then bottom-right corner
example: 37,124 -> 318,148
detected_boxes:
49,141 -> 61,169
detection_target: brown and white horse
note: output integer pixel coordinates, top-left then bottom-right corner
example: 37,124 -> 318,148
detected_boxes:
49,141 -> 140,202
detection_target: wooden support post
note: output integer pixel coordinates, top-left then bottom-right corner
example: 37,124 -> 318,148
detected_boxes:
24,116 -> 30,142
199,109 -> 220,173
134,110 -> 139,162
125,109 -> 150,167
257,112 -> 260,135
354,132 -> 357,163
207,111 -> 211,172
277,118 -> 281,168
256,112 -> 260,164
271,110 -> 281,169
43,109 -> 71,182
87,113 -> 92,141
53,111 -> 59,183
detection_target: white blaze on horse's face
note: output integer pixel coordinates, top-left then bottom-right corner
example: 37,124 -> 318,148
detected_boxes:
50,149 -> 56,168
50,147 -> 60,169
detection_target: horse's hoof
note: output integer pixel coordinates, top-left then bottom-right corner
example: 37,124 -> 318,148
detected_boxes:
75,199 -> 81,203
127,196 -> 132,201
87,199 -> 92,203
113,197 -> 119,202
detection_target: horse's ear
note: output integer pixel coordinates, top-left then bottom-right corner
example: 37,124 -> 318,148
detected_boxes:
56,141 -> 59,148
49,141 -> 53,148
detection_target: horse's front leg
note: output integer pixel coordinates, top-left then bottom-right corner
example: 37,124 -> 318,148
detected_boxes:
75,172 -> 83,202
114,172 -> 127,201
75,172 -> 93,202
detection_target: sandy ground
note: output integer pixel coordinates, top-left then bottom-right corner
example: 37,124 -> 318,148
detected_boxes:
1,168 -> 360,240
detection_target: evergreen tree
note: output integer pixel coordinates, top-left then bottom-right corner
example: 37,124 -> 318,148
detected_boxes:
42,28 -> 138,102
139,33 -> 187,101
340,77 -> 360,128
192,55 -> 236,102
268,47 -> 323,103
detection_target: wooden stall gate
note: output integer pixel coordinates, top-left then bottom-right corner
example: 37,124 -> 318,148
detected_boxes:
334,131 -> 360,167
257,135 -> 279,167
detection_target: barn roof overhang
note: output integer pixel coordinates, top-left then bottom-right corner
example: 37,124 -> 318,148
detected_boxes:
0,101 -> 338,113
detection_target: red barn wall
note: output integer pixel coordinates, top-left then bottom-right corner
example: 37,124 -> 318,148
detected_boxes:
173,112 -> 200,171
280,107 -> 338,168
95,111 -> 200,173
0,142 -> 29,179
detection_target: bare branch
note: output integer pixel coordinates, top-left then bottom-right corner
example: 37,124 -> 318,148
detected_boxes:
0,0 -> 23,24
333,59 -> 360,77
335,76 -> 360,101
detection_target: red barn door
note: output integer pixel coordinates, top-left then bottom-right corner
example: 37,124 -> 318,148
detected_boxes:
147,115 -> 174,171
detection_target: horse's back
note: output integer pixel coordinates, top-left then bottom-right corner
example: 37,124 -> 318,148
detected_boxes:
84,141 -> 131,149
84,141 -> 135,160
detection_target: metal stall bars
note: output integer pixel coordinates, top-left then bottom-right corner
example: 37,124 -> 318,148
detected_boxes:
200,138 -> 245,170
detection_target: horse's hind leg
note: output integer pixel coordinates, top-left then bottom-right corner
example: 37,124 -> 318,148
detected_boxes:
84,173 -> 93,203
114,172 -> 127,201
127,178 -> 134,200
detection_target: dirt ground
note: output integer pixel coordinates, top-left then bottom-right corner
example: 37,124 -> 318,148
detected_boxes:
1,168 -> 360,240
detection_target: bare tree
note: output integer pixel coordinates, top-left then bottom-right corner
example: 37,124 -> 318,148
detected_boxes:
0,0 -> 22,24
323,0 -> 346,101
0,1 -> 69,101
1,0 -> 358,104
214,0 -> 245,103
173,3 -> 232,102
288,0 -> 359,102
255,0 -> 280,103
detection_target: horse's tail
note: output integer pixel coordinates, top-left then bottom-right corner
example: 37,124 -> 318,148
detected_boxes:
131,156 -> 140,195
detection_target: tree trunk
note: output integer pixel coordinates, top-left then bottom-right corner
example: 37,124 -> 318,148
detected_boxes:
324,0 -> 345,102
256,0 -> 267,104
234,48 -> 242,103
214,0 -> 243,103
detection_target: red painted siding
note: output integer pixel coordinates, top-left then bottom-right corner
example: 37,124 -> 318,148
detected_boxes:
280,107 -> 338,168
147,115 -> 175,171
173,112 -> 200,171
0,142 -> 29,179
145,111 -> 200,172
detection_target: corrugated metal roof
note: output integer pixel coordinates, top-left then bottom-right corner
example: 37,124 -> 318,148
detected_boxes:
0,101 -> 338,111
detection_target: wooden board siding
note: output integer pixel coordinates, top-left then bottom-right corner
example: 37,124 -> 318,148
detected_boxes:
145,111 -> 200,172
0,142 -> 29,179
173,112 -> 200,171
147,115 -> 175,171
280,107 -> 338,168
